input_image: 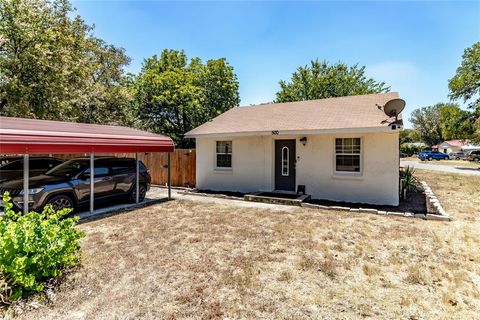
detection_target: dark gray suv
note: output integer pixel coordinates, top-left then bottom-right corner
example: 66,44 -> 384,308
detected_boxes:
0,157 -> 151,212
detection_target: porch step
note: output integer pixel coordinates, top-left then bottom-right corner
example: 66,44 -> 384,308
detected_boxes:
244,192 -> 310,206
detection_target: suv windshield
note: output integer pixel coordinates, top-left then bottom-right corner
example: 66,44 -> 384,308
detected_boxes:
46,160 -> 89,178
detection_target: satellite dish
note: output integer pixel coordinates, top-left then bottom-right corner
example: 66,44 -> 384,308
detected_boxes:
383,98 -> 405,117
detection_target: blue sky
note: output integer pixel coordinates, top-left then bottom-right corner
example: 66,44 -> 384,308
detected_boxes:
73,1 -> 480,127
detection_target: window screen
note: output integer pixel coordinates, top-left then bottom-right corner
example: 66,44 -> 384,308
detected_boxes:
335,138 -> 361,172
216,141 -> 232,168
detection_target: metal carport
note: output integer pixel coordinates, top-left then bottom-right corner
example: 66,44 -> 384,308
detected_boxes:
0,116 -> 175,214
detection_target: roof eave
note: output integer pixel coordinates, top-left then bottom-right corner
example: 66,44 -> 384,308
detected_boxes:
185,126 -> 400,138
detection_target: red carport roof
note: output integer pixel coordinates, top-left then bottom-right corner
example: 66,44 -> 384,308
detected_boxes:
0,117 -> 174,154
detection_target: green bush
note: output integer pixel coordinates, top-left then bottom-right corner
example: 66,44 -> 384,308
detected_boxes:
400,143 -> 424,156
0,192 -> 84,301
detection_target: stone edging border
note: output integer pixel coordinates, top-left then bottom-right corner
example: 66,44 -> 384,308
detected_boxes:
300,203 -> 424,219
420,181 -> 451,221
178,189 -> 451,222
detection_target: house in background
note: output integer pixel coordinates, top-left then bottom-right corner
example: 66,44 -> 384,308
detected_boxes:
438,139 -> 480,154
438,140 -> 465,154
185,93 -> 403,206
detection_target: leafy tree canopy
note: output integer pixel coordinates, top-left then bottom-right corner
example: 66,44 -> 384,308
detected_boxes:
449,42 -> 480,109
439,103 -> 476,141
409,103 -> 475,146
275,60 -> 390,103
0,0 -> 133,125
133,49 -> 240,146
400,129 -> 421,145
448,42 -> 480,142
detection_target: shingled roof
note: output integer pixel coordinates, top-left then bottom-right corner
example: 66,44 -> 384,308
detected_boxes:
185,92 -> 402,137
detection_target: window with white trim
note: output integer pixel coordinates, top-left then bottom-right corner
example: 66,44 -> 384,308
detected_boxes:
335,138 -> 361,172
216,141 -> 232,168
282,146 -> 289,176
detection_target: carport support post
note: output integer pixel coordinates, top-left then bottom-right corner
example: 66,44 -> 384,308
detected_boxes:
23,154 -> 29,214
168,152 -> 171,200
90,153 -> 94,214
135,152 -> 139,204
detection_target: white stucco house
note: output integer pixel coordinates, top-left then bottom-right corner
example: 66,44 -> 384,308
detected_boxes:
185,92 -> 403,206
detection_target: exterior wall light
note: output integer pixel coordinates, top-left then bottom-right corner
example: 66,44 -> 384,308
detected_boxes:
300,137 -> 307,146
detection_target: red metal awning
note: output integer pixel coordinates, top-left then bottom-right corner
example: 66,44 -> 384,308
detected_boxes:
0,117 -> 174,154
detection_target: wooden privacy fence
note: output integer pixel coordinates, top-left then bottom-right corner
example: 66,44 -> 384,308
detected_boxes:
48,149 -> 196,187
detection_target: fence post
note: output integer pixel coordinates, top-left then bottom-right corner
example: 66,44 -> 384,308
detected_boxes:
136,152 -> 139,204
90,153 -> 94,214
168,152 -> 171,200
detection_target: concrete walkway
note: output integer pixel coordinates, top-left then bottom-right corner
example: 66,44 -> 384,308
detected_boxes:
75,187 -> 298,220
401,160 -> 480,176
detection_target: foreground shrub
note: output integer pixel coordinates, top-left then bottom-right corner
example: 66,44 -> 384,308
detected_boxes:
0,192 -> 85,301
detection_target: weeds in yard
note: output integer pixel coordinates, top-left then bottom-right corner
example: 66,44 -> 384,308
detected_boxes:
362,263 -> 381,277
356,303 -> 374,317
442,289 -> 458,307
405,265 -> 431,286
222,261 -> 259,290
277,269 -> 293,282
298,252 -> 337,279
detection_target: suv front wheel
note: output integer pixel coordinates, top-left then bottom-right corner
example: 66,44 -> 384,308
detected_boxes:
46,194 -> 74,211
129,184 -> 147,203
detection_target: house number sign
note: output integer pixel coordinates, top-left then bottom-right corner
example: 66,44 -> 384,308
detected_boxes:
271,130 -> 279,135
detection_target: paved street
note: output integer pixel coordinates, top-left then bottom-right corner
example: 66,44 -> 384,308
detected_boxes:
401,160 -> 480,175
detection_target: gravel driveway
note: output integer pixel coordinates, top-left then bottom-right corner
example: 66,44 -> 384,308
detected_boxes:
401,160 -> 480,175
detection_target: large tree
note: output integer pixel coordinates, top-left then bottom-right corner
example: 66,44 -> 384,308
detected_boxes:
134,49 -> 240,146
409,102 -> 475,146
275,60 -> 390,103
0,0 -> 133,125
448,42 -> 480,142
449,42 -> 480,109
409,104 -> 444,146
400,129 -> 420,144
439,103 -> 475,140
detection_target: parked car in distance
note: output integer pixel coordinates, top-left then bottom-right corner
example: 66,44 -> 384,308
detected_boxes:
400,152 -> 408,158
0,157 -> 64,183
448,152 -> 467,160
0,157 -> 151,212
0,156 -> 24,167
467,150 -> 480,162
418,150 -> 449,161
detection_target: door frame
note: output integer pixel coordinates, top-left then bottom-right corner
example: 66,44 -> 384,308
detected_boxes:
273,139 -> 296,192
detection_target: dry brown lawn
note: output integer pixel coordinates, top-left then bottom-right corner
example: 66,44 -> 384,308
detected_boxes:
427,159 -> 480,169
4,170 -> 480,319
